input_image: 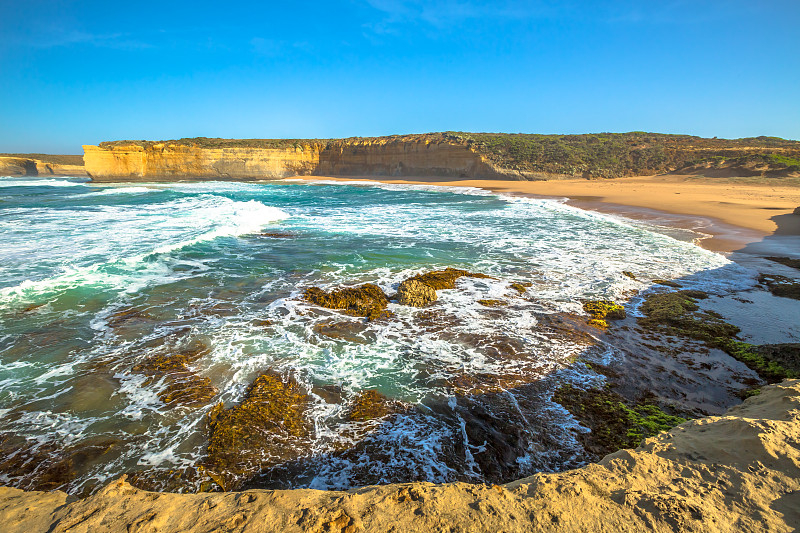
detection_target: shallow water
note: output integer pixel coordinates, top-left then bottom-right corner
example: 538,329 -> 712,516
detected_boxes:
0,176 -> 756,493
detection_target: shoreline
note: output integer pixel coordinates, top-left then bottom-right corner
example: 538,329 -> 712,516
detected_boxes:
293,174 -> 800,255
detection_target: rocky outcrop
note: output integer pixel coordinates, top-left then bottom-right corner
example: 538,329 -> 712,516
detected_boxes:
1,379 -> 798,532
0,155 -> 86,177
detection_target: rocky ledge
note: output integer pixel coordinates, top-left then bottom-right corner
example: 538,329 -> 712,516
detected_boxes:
1,379 -> 798,532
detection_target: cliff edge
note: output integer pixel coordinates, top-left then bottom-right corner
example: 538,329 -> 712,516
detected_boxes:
2,379 -> 798,532
82,132 -> 800,182
0,154 -> 86,177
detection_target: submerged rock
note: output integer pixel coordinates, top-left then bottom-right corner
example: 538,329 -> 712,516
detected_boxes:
0,434 -> 120,495
304,283 -> 391,320
759,273 -> 800,300
347,390 -> 400,422
313,320 -> 374,344
396,279 -> 438,307
132,346 -> 218,408
204,371 -> 313,491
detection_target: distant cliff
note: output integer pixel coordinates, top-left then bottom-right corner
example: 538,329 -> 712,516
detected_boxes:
0,154 -> 86,177
82,132 -> 800,182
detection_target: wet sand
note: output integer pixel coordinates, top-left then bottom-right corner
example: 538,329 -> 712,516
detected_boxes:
295,174 -> 800,254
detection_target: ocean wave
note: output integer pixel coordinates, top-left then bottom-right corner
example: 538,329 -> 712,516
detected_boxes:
0,196 -> 289,301
0,177 -> 90,187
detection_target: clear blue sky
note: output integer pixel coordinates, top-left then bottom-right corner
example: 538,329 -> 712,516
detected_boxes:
1,0 -> 799,153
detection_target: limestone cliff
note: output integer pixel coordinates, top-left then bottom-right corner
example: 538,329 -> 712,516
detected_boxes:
0,155 -> 86,177
83,136 -> 545,182
1,379 -> 798,532
82,132 -> 800,182
83,143 -> 320,181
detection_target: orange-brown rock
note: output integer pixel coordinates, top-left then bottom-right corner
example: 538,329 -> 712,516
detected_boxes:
0,155 -> 86,177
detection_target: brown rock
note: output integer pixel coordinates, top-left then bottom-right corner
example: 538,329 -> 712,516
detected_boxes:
396,279 -> 438,307
204,371 -> 313,490
304,284 -> 391,320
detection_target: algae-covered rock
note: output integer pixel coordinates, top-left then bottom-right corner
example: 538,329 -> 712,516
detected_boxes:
0,434 -> 120,494
396,279 -> 438,307
638,290 -> 795,382
477,299 -> 507,307
582,300 -> 626,329
510,281 -> 533,294
313,320 -> 374,344
204,371 -> 312,490
553,384 -> 685,459
759,273 -> 800,300
401,267 -> 493,291
347,390 -> 398,422
653,279 -> 682,288
622,271 -> 637,280
132,348 -> 218,408
765,256 -> 800,270
304,283 -> 391,320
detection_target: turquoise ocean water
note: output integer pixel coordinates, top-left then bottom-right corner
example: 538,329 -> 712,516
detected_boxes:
0,176 -> 755,493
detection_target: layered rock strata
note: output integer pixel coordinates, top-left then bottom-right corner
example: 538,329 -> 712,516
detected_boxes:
0,156 -> 86,177
82,138 -> 526,181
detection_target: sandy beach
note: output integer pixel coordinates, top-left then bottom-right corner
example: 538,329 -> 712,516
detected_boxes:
298,174 -> 800,253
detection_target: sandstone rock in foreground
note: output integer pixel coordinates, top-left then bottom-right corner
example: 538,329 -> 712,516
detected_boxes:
1,379 -> 798,532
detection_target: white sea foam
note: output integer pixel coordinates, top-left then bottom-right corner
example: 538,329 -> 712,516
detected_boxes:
0,177 -> 89,187
0,196 -> 289,301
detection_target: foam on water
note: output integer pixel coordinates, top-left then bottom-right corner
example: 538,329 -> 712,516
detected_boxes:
0,179 -> 759,493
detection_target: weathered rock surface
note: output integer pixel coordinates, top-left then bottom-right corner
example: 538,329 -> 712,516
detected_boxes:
395,279 -> 437,307
303,284 -> 391,320
81,136 -> 529,181
203,371 -> 314,491
2,379 -> 798,532
0,155 -> 86,176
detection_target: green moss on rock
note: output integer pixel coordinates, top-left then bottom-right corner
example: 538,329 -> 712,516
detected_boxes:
583,300 -> 627,329
553,384 -> 686,458
638,290 -> 796,382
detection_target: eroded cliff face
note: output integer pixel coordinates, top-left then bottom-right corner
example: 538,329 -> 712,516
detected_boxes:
317,138 -> 503,179
83,143 -> 321,181
0,156 -> 86,177
82,137 -> 552,181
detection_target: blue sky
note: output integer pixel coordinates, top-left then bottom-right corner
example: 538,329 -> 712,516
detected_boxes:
1,0 -> 799,153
